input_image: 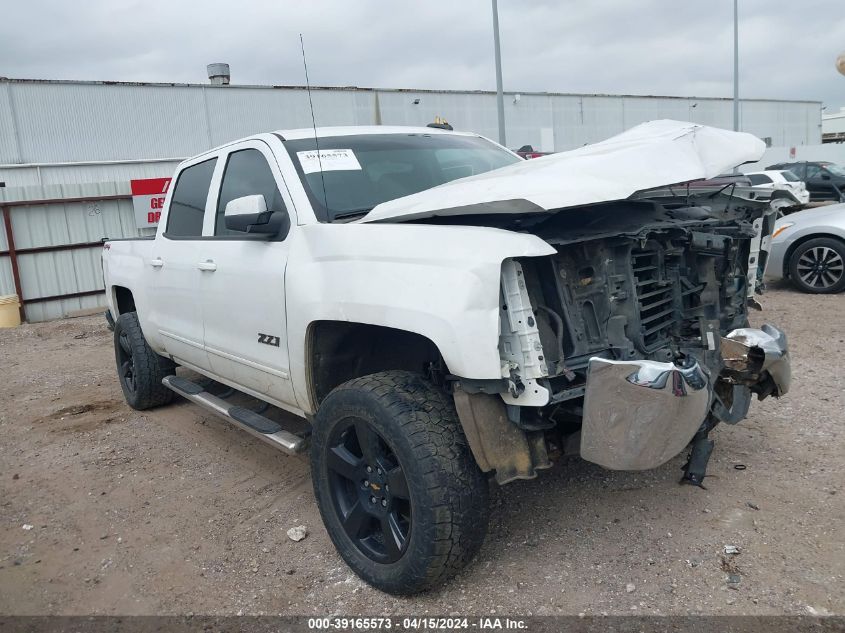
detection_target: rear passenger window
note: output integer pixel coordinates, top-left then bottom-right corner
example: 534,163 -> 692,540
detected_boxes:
216,149 -> 286,236
166,158 -> 216,237
748,174 -> 772,185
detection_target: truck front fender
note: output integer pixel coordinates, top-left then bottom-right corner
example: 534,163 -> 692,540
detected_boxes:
286,223 -> 555,413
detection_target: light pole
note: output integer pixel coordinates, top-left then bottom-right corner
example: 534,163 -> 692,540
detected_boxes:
492,0 -> 507,146
733,0 -> 739,132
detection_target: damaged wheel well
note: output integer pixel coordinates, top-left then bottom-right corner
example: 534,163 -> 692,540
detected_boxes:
306,321 -> 444,406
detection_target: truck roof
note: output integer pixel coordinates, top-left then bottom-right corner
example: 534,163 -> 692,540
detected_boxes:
180,125 -> 483,166
277,125 -> 478,140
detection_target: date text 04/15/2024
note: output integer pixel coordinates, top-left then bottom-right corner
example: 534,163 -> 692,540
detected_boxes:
307,617 -> 527,630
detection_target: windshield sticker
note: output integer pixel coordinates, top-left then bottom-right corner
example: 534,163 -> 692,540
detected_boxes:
297,149 -> 362,174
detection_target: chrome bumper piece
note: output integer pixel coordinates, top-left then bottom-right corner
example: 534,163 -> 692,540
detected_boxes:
722,324 -> 791,398
580,358 -> 710,471
580,325 -> 790,471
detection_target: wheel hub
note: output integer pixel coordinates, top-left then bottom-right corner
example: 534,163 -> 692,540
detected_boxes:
361,463 -> 391,511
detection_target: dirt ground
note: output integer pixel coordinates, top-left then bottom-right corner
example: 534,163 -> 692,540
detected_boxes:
0,284 -> 843,616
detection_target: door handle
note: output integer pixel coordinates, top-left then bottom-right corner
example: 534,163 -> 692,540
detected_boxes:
197,260 -> 217,272
150,258 -> 164,268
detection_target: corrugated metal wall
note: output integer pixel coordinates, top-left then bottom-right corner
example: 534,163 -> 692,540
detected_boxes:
0,79 -> 822,187
1,159 -> 180,188
0,183 -> 154,322
0,79 -> 824,323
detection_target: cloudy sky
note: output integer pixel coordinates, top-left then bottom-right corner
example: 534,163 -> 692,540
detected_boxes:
2,0 -> 843,111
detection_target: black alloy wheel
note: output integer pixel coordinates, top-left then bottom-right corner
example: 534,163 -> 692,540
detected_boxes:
326,417 -> 411,563
112,311 -> 176,410
117,329 -> 137,395
311,370 -> 489,595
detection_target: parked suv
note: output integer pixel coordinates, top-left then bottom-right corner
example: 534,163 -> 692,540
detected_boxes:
745,170 -> 810,205
102,121 -> 790,594
766,161 -> 845,202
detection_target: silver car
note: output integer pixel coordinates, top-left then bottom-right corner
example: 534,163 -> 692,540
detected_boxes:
766,203 -> 845,293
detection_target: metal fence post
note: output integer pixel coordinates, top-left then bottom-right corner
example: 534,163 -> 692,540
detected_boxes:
1,205 -> 26,323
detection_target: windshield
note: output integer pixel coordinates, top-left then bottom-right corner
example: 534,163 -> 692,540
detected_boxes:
824,163 -> 845,177
284,133 -> 520,222
779,170 -> 799,182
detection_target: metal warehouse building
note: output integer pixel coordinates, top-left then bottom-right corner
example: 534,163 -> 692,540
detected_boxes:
0,77 -> 823,321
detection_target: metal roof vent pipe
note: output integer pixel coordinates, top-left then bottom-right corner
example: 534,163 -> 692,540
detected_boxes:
207,63 -> 230,85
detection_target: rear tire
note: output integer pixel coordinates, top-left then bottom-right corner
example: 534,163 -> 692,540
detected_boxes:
113,311 -> 176,410
788,237 -> 845,294
311,370 -> 489,595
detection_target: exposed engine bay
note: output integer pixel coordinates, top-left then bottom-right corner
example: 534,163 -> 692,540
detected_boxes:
518,191 -> 781,400
446,189 -> 790,485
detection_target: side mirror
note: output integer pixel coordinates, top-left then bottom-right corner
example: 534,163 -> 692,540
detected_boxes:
224,195 -> 287,235
821,172 -> 831,181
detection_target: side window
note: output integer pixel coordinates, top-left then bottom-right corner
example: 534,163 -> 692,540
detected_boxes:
166,158 -> 217,237
783,164 -> 803,178
805,164 -> 822,180
747,174 -> 771,185
216,149 -> 286,236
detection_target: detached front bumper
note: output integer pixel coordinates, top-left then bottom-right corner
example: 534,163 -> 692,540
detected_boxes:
580,325 -> 790,471
721,324 -> 791,399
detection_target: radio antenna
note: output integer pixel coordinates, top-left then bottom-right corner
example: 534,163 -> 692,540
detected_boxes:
300,33 -> 329,212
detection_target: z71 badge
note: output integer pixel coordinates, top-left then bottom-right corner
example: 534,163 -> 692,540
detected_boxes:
257,333 -> 280,347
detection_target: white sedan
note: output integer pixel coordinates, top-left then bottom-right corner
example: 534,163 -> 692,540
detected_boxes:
745,170 -> 810,205
766,203 -> 845,293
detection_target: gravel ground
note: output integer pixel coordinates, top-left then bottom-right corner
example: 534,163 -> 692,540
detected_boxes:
0,284 -> 843,616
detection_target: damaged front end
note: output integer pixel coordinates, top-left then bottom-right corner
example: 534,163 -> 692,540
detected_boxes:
579,323 -> 789,474
720,325 -> 791,400
453,190 -> 790,484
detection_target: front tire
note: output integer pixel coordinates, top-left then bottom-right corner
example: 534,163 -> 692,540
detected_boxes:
311,370 -> 489,595
788,237 -> 845,294
113,311 -> 176,410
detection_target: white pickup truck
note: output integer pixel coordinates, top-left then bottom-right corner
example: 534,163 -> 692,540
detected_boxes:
102,120 -> 790,594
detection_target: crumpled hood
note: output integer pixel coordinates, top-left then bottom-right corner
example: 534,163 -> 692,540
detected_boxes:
360,120 -> 766,223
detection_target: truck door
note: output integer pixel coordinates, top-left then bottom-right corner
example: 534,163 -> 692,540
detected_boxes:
149,156 -> 217,371
197,141 -> 299,410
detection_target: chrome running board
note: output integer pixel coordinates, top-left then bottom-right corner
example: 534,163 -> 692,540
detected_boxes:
162,375 -> 306,455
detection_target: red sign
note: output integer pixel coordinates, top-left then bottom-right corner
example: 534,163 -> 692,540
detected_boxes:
131,177 -> 172,228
